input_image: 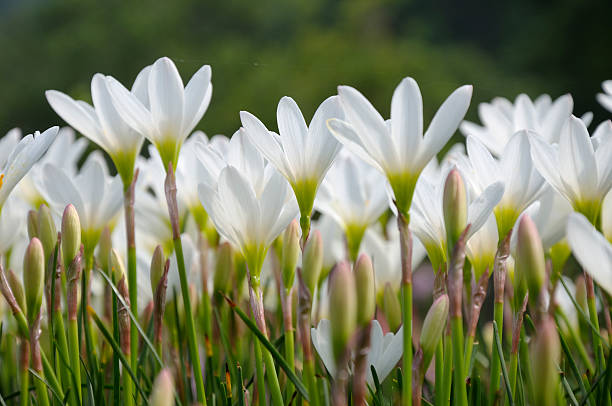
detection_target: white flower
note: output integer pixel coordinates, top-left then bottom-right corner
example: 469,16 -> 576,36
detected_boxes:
311,214 -> 346,270
0,126 -> 59,211
529,187 -> 573,251
39,153 -> 123,253
410,165 -> 504,275
460,93 -> 574,155
530,117 -> 612,222
0,196 -> 27,263
327,77 -> 472,214
311,319 -> 403,386
597,80 -> 612,113
107,57 -> 212,170
566,213 -> 612,296
360,219 -> 426,293
459,131 -> 546,238
16,127 -> 87,208
315,154 -> 389,259
240,96 -> 343,218
46,73 -> 145,184
197,137 -> 298,274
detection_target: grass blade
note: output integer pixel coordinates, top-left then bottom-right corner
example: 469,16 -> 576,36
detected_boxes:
224,295 -> 310,402
28,368 -> 63,403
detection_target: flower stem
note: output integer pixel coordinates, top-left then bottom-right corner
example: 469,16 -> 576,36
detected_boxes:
297,269 -> 320,406
585,274 -> 605,372
253,339 -> 267,405
123,170 -> 139,375
165,164 -> 207,404
434,340 -> 444,406
397,213 -> 413,406
281,287 -> 295,397
20,340 -> 29,406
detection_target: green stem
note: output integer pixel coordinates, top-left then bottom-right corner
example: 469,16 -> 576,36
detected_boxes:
442,332 -> 453,405
53,310 -> 77,406
451,317 -> 467,406
283,287 -> 295,399
303,358 -> 319,406
434,340 -> 444,406
112,275 -> 121,406
489,300 -> 503,405
254,339 -> 266,405
585,274 -> 605,372
464,335 -> 474,378
508,351 -> 518,399
81,254 -> 99,378
398,213 -> 413,406
67,316 -> 81,403
124,176 -> 139,379
20,341 -> 29,406
262,346 -> 284,406
557,308 -> 594,372
173,236 -> 207,404
32,370 -> 50,406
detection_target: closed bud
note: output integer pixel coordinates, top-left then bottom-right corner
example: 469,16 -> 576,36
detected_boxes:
281,220 -> 300,290
150,245 -> 165,293
443,169 -> 467,249
27,210 -> 38,240
97,227 -> 112,272
7,269 -> 26,313
354,254 -> 375,326
214,242 -> 234,294
23,238 -> 45,323
110,249 -> 127,282
531,317 -> 560,406
419,294 -> 449,370
37,204 -> 57,260
302,231 -> 323,295
516,215 -> 546,307
149,368 -> 175,406
382,283 -> 401,332
61,204 -> 81,265
329,261 -> 357,363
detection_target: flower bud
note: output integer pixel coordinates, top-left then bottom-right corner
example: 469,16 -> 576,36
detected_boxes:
150,245 -> 165,294
61,204 -> 81,266
515,215 -> 546,307
110,249 -> 127,282
97,227 -> 112,272
354,254 -> 375,326
37,204 -> 57,260
382,283 -> 401,332
214,242 -> 234,295
27,210 -> 38,240
7,269 -> 26,313
419,294 -> 449,370
281,220 -> 300,290
443,169 -> 467,249
302,231 -> 323,295
149,368 -> 175,406
530,317 -> 560,406
329,261 -> 356,363
23,238 -> 45,323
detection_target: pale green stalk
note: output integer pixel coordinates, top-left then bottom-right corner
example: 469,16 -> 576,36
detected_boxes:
254,338 -> 267,405
434,341 -> 444,406
20,341 -> 29,406
123,174 -> 139,375
398,213 -> 413,406
585,275 -> 605,372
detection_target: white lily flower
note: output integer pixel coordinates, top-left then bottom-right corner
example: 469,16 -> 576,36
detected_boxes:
16,127 -> 87,208
459,131 -> 546,238
197,136 -> 298,274
0,126 -> 59,211
566,213 -> 612,296
360,219 -> 426,294
597,80 -> 612,113
530,117 -> 612,222
107,57 -> 212,170
311,319 -> 403,386
327,77 -> 472,215
39,153 -> 123,254
410,165 -> 504,275
460,93 -> 575,155
240,96 -> 343,222
316,154 -> 389,260
46,72 -> 145,185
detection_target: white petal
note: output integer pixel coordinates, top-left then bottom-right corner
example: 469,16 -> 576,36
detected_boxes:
107,76 -> 156,139
149,57 -> 185,138
277,96 -> 308,175
181,65 -> 212,139
420,85 -> 473,168
326,118 -> 386,174
540,94 -> 573,143
560,116 -> 597,200
306,96 -> 343,180
566,213 -> 612,296
391,77 -> 423,162
529,135 -> 571,203
467,181 -> 505,238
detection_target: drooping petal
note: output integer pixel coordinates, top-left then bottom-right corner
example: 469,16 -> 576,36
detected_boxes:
566,213 -> 612,296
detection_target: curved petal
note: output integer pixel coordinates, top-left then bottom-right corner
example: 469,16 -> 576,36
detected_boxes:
149,57 -> 185,139
182,65 -> 212,138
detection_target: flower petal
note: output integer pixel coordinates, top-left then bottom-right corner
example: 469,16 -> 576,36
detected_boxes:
149,57 -> 185,138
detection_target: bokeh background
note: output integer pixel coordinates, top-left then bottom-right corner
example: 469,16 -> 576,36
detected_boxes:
1,0 -> 611,146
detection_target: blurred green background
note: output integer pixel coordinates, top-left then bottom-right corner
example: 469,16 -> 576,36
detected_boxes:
0,0 -> 610,142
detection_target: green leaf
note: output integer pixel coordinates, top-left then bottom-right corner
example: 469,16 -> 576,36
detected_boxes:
224,295 -> 310,402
